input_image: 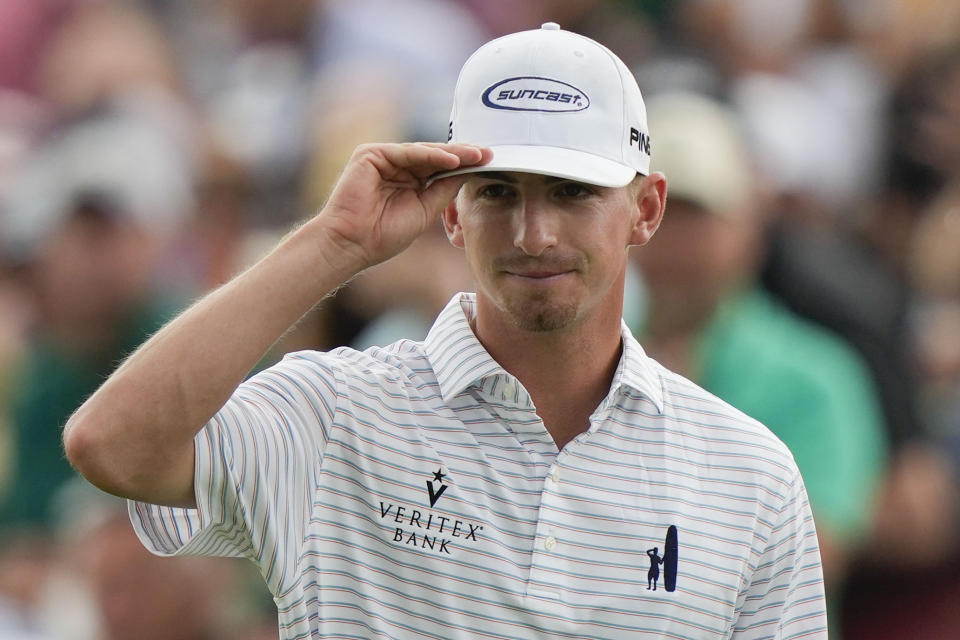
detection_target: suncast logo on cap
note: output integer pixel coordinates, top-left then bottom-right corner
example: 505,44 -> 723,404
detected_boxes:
482,76 -> 589,112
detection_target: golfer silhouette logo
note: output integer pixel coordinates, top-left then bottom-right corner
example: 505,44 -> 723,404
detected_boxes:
647,525 -> 678,593
646,547 -> 663,590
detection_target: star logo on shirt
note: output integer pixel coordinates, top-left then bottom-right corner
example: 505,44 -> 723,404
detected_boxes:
427,468 -> 448,507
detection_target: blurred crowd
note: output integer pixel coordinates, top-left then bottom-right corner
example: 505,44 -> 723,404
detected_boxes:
1,0 -> 959,638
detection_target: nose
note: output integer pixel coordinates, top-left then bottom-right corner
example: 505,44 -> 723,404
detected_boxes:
513,199 -> 558,256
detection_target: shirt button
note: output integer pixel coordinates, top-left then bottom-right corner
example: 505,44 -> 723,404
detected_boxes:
544,535 -> 557,551
551,466 -> 561,483
502,380 -> 516,397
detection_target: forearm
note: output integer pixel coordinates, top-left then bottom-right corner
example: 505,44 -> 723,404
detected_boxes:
63,218 -> 360,506
63,141 -> 487,507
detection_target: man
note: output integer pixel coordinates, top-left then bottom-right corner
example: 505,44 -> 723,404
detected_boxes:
64,24 -> 827,638
1,110 -> 190,527
633,92 -> 886,595
76,508 -> 248,640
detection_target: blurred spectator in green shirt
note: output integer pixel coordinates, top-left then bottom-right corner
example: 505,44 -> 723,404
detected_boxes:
631,92 -> 888,601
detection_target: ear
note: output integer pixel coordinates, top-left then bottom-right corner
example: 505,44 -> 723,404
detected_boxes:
628,172 -> 667,247
442,197 -> 465,248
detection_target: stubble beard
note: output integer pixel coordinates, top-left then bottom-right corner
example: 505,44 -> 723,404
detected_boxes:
505,293 -> 580,332
486,253 -> 588,332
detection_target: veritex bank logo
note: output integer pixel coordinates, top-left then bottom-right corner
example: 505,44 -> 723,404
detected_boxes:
378,468 -> 485,556
482,76 -> 590,112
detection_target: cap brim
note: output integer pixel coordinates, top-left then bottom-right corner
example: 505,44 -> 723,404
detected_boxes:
427,145 -> 639,188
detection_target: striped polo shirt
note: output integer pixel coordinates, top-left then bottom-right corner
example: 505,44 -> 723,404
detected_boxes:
130,293 -> 826,639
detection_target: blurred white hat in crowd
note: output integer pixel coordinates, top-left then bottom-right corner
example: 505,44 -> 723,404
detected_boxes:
646,91 -> 752,216
1,110 -> 194,262
313,0 -> 486,141
731,64 -> 885,213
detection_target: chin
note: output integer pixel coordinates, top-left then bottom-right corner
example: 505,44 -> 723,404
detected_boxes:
507,297 -> 580,333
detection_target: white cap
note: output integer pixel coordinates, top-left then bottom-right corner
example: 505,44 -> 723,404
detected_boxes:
1,112 -> 194,262
432,22 -> 650,187
646,92 -> 752,216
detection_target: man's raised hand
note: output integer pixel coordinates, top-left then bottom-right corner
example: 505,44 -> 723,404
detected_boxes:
317,142 -> 491,274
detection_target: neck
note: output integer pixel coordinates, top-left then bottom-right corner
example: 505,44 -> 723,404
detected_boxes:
472,294 -> 624,449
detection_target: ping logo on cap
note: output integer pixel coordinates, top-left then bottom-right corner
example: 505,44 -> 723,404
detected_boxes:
482,76 -> 589,112
630,127 -> 651,156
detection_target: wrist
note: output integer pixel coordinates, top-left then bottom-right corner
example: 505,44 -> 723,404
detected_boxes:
287,215 -> 371,291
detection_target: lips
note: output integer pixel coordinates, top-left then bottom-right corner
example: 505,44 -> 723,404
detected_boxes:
507,269 -> 572,279
495,256 -> 583,279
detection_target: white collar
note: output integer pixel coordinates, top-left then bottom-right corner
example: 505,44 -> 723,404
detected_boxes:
424,293 -> 664,413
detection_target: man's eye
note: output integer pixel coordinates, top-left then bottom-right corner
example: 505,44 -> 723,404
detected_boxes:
556,182 -> 592,198
478,184 -> 511,198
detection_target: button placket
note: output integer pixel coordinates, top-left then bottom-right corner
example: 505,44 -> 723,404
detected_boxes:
527,465 -> 563,600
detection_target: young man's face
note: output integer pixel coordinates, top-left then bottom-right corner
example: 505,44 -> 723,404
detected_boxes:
444,171 -> 653,334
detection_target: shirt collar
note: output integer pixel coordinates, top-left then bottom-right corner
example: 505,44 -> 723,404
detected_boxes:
613,319 -> 665,413
424,293 -> 664,413
424,293 -> 506,403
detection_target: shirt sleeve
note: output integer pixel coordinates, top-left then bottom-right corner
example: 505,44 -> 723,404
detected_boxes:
731,467 -> 828,639
128,351 -> 339,596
